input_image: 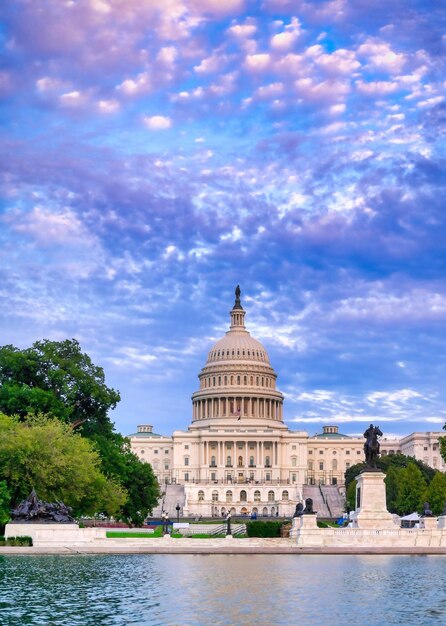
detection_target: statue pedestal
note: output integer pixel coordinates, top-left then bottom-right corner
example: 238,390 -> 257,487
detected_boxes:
352,470 -> 395,529
290,514 -> 322,545
420,517 -> 437,530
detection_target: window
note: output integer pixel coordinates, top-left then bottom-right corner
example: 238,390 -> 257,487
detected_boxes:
291,456 -> 297,467
265,456 -> 271,467
185,445 -> 189,450
240,490 -> 247,502
244,376 -> 247,385
237,376 -> 240,385
211,472 -> 216,481
345,462 -> 350,469
319,450 -> 323,455
308,450 -> 313,455
249,456 -> 255,467
292,445 -> 296,450
292,474 -> 297,483
332,459 -> 337,471
319,462 -> 324,470
226,490 -> 233,503
308,461 -> 313,470
198,490 -> 205,501
282,490 -> 289,501
164,463 -> 169,470
210,456 -> 216,467
184,473 -> 189,481
357,451 -> 361,455
226,456 -> 232,466
268,490 -> 275,502
266,473 -> 271,481
254,490 -> 261,502
346,451 -> 350,455
184,457 -> 189,466
154,450 -> 158,454
238,456 -> 243,467
140,449 -> 145,454
165,449 -> 169,454
212,491 -> 218,502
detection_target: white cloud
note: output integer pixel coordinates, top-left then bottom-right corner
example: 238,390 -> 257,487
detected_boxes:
143,115 -> 172,130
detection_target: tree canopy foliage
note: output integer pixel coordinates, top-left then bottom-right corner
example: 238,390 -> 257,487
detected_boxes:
0,339 -> 120,432
0,340 -> 160,523
0,413 -> 126,517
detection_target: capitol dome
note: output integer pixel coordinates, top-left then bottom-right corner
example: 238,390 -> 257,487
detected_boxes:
190,286 -> 284,428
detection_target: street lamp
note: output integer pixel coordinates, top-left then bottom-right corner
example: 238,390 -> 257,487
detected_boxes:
176,503 -> 180,523
226,512 -> 232,536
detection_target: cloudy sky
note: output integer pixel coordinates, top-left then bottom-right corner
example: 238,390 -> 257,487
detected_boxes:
1,0 -> 446,438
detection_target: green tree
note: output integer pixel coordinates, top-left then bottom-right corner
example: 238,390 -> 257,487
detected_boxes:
425,471 -> 446,516
0,480 -> 11,534
0,339 -> 120,432
0,412 -> 126,517
346,479 -> 357,512
0,340 -> 160,523
394,462 -> 427,516
384,465 -> 399,513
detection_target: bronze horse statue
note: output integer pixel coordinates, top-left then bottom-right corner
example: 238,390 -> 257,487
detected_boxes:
363,424 -> 382,468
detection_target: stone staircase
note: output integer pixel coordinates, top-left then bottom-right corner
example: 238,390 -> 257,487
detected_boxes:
302,485 -> 331,517
320,485 -> 345,518
152,484 -> 185,518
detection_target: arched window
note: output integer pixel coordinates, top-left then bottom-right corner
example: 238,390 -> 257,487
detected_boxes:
212,490 -> 219,502
240,490 -> 247,502
198,490 -> 204,501
249,456 -> 255,467
226,490 -> 233,503
210,455 -> 216,467
282,490 -> 289,501
254,490 -> 261,502
268,490 -> 275,502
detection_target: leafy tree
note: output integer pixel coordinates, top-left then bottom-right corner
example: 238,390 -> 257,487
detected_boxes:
0,340 -> 160,523
425,472 -> 446,516
0,340 -> 120,432
0,412 -> 126,517
346,479 -> 356,512
0,480 -> 11,534
384,465 -> 399,513
394,462 -> 427,516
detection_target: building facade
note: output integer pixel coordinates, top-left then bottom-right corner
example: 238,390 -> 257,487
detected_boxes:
129,289 -> 445,517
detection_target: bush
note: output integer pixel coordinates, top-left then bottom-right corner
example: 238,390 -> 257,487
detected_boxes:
0,536 -> 5,546
246,521 -> 283,537
3,536 -> 33,546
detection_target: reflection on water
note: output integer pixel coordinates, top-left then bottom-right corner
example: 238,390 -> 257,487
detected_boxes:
1,554 -> 446,625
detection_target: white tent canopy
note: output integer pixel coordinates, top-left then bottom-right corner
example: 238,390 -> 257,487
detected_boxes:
401,512 -> 420,521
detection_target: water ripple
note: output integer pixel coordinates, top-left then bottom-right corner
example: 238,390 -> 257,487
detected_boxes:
1,554 -> 446,625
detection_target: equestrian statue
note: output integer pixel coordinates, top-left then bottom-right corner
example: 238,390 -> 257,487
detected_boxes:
363,424 -> 383,468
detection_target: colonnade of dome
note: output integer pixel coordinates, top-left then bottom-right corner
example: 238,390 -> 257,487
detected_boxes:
191,287 -> 284,425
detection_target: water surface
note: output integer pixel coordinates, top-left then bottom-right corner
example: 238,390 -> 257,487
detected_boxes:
1,554 -> 445,625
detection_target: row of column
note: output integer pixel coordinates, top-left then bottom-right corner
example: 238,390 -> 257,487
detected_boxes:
201,440 -> 281,467
192,396 -> 283,420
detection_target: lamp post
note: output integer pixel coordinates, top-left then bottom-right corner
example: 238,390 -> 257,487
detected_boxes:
176,503 -> 180,523
226,512 -> 232,536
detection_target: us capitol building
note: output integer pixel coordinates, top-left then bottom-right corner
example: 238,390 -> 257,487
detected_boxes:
129,288 -> 445,518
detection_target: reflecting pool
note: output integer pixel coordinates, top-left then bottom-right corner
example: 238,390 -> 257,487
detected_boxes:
1,554 -> 446,625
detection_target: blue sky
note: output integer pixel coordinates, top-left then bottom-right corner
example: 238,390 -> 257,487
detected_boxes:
1,0 -> 446,438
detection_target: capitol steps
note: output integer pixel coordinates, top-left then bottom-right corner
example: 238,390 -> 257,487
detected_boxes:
151,484 -> 186,518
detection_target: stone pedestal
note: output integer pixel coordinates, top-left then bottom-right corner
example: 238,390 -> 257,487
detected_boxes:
4,523 -> 105,546
352,470 -> 396,529
420,516 -> 437,530
290,514 -> 322,545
